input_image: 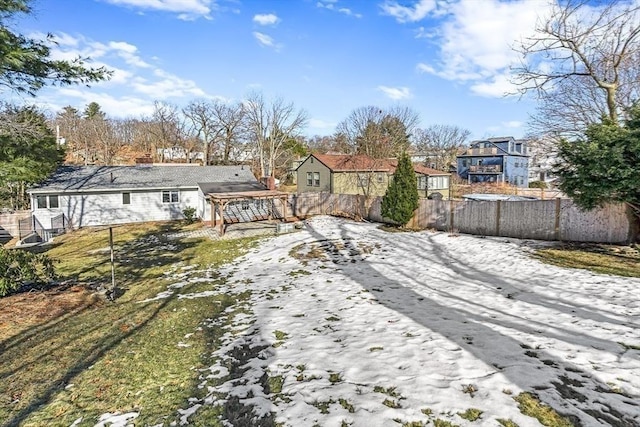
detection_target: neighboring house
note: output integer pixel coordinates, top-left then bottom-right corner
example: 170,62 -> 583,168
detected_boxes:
296,153 -> 451,199
157,147 -> 204,162
527,138 -> 558,185
456,137 -> 529,187
28,165 -> 264,232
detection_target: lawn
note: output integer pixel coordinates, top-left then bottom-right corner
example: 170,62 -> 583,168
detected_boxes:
0,222 -> 261,427
1,217 -> 638,427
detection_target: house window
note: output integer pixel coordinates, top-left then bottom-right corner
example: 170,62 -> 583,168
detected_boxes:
462,159 -> 468,167
376,173 -> 384,183
122,192 -> 131,205
162,190 -> 179,203
36,195 -> 59,209
306,172 -> 313,186
49,195 -> 59,208
417,176 -> 426,190
428,176 -> 449,190
357,173 -> 370,188
313,172 -> 320,187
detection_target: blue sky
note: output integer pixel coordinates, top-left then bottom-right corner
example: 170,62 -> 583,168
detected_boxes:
14,0 -> 553,139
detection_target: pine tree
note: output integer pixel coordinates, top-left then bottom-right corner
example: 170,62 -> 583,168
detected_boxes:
381,151 -> 419,226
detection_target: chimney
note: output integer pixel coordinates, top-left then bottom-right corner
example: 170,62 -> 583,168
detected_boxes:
135,154 -> 153,164
110,172 -> 115,183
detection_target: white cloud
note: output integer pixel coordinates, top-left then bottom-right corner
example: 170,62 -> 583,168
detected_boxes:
253,13 -> 279,25
131,69 -> 206,98
45,88 -> 156,118
380,0 -> 437,23
253,32 -> 281,50
309,118 -> 337,131
412,0 -> 548,98
502,120 -> 523,128
32,32 -> 215,116
103,0 -> 213,19
377,85 -> 412,100
317,1 -> 362,18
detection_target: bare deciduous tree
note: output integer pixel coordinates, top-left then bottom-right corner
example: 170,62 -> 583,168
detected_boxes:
243,92 -> 308,178
412,124 -> 470,172
336,105 -> 419,158
513,0 -> 640,136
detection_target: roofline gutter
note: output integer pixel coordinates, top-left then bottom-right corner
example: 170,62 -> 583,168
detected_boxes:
27,185 -> 200,195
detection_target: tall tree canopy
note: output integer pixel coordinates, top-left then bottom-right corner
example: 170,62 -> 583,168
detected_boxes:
336,106 -> 419,158
555,105 -> 640,223
514,0 -> 640,137
0,0 -> 109,95
0,104 -> 63,209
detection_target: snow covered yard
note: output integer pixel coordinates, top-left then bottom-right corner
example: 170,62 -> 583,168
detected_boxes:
162,216 -> 639,426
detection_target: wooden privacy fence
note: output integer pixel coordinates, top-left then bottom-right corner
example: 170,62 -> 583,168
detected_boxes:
281,193 -> 633,244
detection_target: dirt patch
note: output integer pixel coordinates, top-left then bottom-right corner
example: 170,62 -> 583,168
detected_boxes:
0,283 -> 102,342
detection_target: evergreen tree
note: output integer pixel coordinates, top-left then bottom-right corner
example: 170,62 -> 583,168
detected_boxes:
0,0 -> 109,96
381,151 -> 419,226
555,105 -> 640,233
0,104 -> 64,209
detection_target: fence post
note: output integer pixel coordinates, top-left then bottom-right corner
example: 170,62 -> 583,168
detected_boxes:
449,199 -> 455,232
495,199 -> 501,236
554,198 -> 561,240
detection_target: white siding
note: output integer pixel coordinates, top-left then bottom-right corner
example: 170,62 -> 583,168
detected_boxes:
197,189 -> 212,221
32,188 -> 200,228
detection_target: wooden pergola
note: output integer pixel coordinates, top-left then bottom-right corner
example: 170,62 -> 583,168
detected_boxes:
208,190 -> 290,235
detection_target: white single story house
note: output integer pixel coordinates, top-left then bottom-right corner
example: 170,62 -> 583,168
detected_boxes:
28,164 -> 262,230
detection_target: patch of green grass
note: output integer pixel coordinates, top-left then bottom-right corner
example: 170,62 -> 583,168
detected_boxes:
274,330 -> 288,341
458,408 -> 483,421
287,269 -> 312,277
514,392 -> 575,427
433,419 -> 459,427
374,385 -> 400,398
0,222 -> 261,427
383,398 -> 401,409
329,372 -> 343,384
534,246 -> 640,278
326,315 -> 341,321
369,346 -> 384,352
421,408 -> 433,416
268,375 -> 284,394
497,419 -> 520,427
338,398 -> 355,413
400,421 -> 426,427
313,399 -> 335,414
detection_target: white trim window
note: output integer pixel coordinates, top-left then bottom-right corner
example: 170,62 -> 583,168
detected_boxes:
313,172 -> 320,187
307,172 -> 313,186
428,176 -> 449,190
36,195 -> 59,209
162,190 -> 179,203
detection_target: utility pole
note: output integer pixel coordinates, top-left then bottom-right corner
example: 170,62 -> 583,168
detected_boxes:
109,227 -> 116,301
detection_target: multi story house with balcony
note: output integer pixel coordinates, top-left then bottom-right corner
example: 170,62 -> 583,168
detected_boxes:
456,137 -> 529,187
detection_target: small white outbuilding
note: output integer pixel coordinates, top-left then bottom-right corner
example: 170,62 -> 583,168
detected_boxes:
28,164 -> 261,231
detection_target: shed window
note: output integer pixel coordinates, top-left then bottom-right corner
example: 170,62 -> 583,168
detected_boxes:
306,172 -> 313,186
49,195 -> 59,208
36,195 -> 59,209
162,190 -> 179,203
122,192 -> 131,205
36,195 -> 48,209
313,172 -> 320,187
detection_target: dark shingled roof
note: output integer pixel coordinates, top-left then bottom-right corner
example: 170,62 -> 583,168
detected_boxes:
29,165 -> 258,193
